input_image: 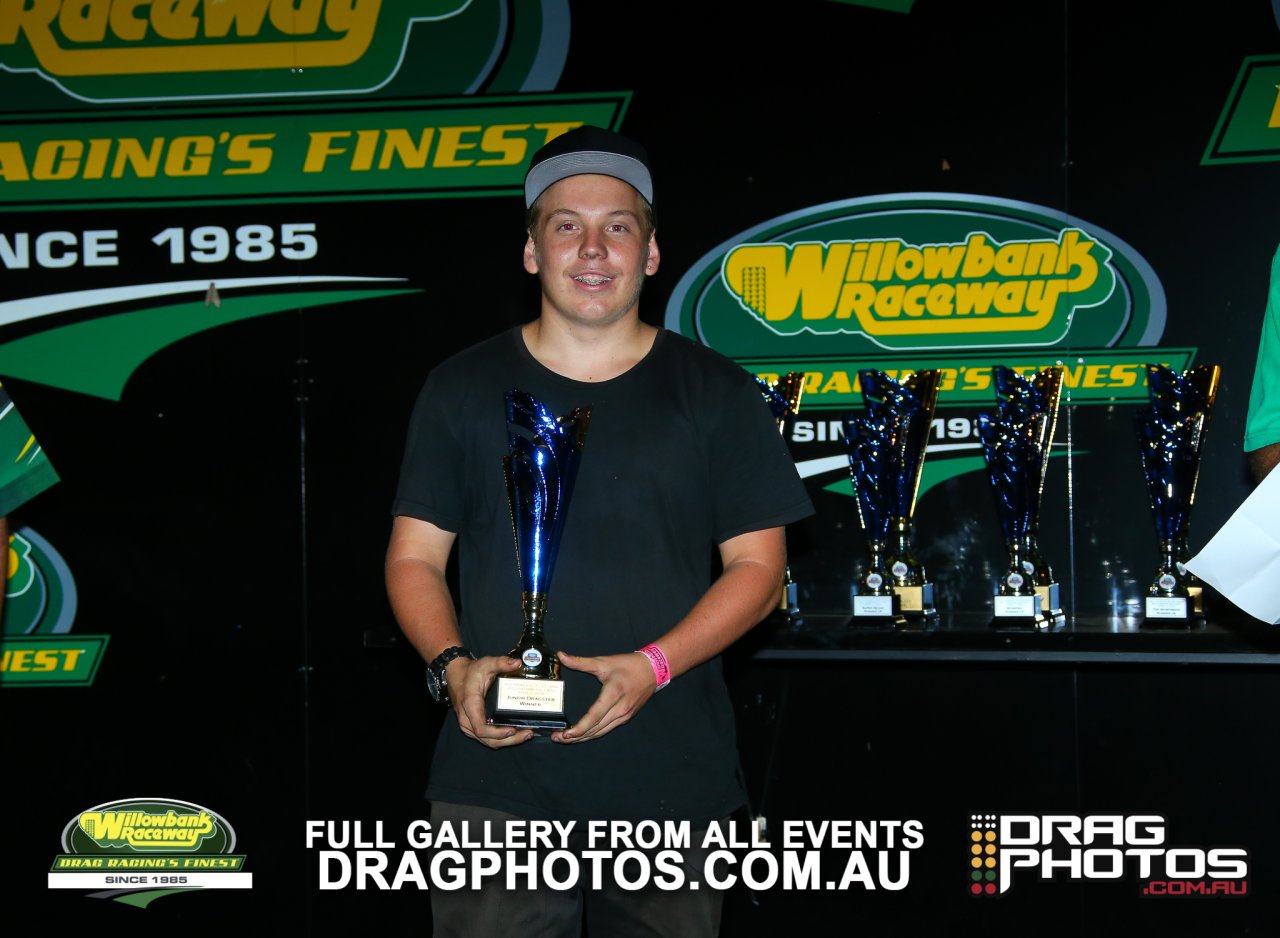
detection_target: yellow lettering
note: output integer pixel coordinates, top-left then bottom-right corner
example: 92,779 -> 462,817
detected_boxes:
33,139 -> 82,180
920,243 -> 965,279
351,128 -> 379,171
151,0 -> 199,40
59,0 -> 110,42
224,133 -> 274,175
820,371 -> 853,395
111,137 -> 163,178
476,124 -> 530,167
303,131 -> 350,173
378,128 -> 435,170
954,280 -> 998,315
901,283 -> 929,317
963,366 -> 991,392
203,0 -> 270,38
835,281 -> 875,319
83,138 -> 111,178
875,284 -> 904,318
1110,363 -> 1140,388
270,0 -> 323,34
960,234 -> 994,277
724,243 -> 851,322
109,0 -> 150,42
164,135 -> 213,175
0,0 -> 58,46
994,280 -> 1027,313
924,283 -> 954,317
433,125 -> 481,168
993,242 -> 1028,277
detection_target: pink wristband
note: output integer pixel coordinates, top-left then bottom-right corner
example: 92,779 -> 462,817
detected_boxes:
636,644 -> 671,690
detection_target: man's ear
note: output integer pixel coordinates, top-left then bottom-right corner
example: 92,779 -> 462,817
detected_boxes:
645,232 -> 660,275
523,234 -> 539,274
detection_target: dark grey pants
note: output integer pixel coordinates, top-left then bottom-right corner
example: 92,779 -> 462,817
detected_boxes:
427,801 -> 724,938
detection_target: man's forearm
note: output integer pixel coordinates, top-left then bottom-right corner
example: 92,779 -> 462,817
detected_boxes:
385,556 -> 462,664
1247,443 -> 1280,485
649,528 -> 785,679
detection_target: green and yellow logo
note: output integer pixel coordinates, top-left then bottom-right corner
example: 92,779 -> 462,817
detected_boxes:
722,229 -> 1112,347
1203,55 -> 1280,165
51,798 -> 249,905
1,526 -> 106,686
668,193 -> 1176,409
0,0 -> 557,102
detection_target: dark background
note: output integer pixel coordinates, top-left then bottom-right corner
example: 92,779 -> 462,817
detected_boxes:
3,1 -> 1279,934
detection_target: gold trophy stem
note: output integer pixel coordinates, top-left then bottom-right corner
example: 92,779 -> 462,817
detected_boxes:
510,592 -> 558,679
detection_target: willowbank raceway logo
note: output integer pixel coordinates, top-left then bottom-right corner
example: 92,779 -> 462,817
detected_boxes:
49,798 -> 251,906
666,193 -> 1180,500
967,814 -> 1248,898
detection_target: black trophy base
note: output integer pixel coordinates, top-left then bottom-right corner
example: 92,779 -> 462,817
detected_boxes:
489,675 -> 568,735
848,592 -> 908,629
490,713 -> 569,734
989,593 -> 1054,631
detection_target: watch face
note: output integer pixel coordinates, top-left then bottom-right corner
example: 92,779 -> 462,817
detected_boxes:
425,667 -> 444,702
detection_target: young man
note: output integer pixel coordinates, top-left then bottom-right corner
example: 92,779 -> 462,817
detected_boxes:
385,125 -> 813,936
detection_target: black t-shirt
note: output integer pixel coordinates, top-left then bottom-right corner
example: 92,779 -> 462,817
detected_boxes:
392,326 -> 814,823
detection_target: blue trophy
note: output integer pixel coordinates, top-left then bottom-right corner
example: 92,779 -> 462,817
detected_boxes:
842,369 -> 941,626
980,365 -> 1065,627
978,365 -> 1065,630
490,389 -> 591,731
756,372 -> 807,631
1135,363 -> 1219,627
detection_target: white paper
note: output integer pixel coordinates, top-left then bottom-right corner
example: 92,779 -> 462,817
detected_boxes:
1185,465 -> 1280,624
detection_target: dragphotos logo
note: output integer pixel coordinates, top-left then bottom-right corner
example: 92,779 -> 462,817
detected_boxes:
968,813 -> 1248,898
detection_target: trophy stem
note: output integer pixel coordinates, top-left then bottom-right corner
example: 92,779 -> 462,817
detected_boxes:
866,540 -> 891,594
1000,540 -> 1035,596
510,592 -> 559,679
888,516 -> 936,622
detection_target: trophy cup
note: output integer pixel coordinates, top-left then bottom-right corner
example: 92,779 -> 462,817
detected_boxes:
978,365 -> 1066,630
1134,363 -> 1219,627
756,372 -> 806,630
490,388 -> 591,731
842,369 -> 941,626
990,365 -> 1066,624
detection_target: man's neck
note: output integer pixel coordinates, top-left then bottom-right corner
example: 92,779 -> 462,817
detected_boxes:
522,316 -> 658,383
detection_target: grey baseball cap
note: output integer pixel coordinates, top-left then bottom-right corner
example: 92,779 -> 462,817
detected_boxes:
524,125 -> 654,208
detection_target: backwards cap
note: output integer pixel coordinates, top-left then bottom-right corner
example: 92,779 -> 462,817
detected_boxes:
524,125 -> 653,209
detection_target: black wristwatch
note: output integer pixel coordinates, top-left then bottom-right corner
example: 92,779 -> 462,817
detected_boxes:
426,646 -> 474,707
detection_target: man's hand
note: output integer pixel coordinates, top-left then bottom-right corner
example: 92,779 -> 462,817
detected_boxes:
447,655 -> 536,748
550,650 -> 657,744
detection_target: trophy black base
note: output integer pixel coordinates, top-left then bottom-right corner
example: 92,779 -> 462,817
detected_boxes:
989,593 -> 1054,631
848,592 -> 908,629
489,675 -> 568,735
